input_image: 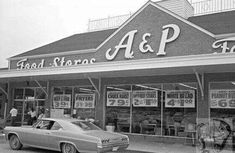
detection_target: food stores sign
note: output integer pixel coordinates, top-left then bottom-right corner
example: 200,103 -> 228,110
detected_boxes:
16,57 -> 96,70
212,37 -> 235,53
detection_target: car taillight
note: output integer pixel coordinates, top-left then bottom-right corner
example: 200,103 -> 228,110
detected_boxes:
97,142 -> 102,148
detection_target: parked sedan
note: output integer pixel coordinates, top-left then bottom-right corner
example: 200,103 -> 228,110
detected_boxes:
3,118 -> 129,153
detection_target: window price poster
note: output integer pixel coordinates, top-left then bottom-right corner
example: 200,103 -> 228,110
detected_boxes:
53,94 -> 71,108
165,90 -> 195,108
74,94 -> 95,108
132,90 -> 158,107
107,91 -> 130,107
210,90 -> 235,109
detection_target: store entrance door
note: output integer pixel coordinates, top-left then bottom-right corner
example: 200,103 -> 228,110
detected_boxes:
22,99 -> 36,125
13,88 -> 47,126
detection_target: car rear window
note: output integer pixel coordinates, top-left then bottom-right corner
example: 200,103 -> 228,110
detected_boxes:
71,121 -> 101,131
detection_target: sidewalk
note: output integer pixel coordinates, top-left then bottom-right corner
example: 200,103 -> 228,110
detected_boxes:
127,139 -> 196,153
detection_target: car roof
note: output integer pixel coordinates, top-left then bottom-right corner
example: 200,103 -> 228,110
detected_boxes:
42,117 -> 83,122
40,118 -> 86,130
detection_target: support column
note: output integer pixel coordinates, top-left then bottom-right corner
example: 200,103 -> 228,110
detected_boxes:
194,70 -> 209,124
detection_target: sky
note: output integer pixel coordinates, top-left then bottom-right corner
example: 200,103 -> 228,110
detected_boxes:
0,0 -> 199,68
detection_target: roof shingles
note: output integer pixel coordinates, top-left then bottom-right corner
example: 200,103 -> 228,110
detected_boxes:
12,9 -> 235,59
188,10 -> 235,35
12,28 -> 117,58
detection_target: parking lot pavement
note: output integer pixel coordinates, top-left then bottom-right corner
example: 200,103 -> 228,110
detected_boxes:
0,140 -> 153,153
1,138 -> 232,153
0,137 -> 195,153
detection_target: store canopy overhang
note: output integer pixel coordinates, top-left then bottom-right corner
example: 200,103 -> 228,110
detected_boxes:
0,53 -> 235,83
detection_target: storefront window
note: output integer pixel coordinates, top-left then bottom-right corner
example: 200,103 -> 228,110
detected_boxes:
35,88 -> 46,99
25,88 -> 34,99
52,87 -> 72,117
106,85 -> 131,132
73,86 -> 96,119
209,82 -> 235,132
52,86 -> 96,119
105,83 -> 198,137
132,84 -> 161,135
163,83 -> 197,137
14,89 -> 24,99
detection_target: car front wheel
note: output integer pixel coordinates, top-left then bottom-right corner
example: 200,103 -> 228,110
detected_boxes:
61,143 -> 78,153
9,135 -> 23,150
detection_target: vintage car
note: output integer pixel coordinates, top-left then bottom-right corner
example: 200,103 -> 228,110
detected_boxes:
3,118 -> 129,153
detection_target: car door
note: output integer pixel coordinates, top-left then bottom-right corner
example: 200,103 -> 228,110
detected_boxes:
26,120 -> 53,148
46,121 -> 64,150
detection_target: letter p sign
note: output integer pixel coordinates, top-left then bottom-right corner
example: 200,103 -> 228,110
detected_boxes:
157,24 -> 180,56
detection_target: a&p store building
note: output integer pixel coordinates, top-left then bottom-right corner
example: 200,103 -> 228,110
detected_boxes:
0,0 -> 235,149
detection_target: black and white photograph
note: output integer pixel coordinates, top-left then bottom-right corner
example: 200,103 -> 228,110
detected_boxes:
0,0 -> 235,152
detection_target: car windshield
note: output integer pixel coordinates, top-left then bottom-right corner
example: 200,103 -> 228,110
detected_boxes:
72,121 -> 101,131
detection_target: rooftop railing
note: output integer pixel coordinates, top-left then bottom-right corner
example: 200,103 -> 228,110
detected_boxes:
87,0 -> 235,32
192,0 -> 235,16
87,13 -> 132,32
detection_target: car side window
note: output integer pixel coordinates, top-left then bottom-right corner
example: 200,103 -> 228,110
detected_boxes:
50,122 -> 62,130
36,120 -> 55,130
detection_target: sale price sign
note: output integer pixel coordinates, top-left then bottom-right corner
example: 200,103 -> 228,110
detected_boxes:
210,90 -> 235,109
165,90 -> 195,108
107,91 -> 130,107
53,94 -> 71,108
133,90 -> 158,107
75,94 -> 95,108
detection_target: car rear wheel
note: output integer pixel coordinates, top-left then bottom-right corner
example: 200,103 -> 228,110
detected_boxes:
61,143 -> 78,153
9,135 -> 23,150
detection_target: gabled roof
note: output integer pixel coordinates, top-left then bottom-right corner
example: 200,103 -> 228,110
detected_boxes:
11,28 -> 117,59
96,1 -> 215,50
188,10 -> 235,35
10,1 -> 235,59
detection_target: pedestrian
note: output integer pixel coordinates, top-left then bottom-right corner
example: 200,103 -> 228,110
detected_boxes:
27,108 -> 37,125
37,109 -> 45,120
9,106 -> 18,126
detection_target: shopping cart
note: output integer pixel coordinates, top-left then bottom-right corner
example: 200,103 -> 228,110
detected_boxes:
196,119 -> 232,153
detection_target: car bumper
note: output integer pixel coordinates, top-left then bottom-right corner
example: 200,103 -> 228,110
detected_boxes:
97,144 -> 129,153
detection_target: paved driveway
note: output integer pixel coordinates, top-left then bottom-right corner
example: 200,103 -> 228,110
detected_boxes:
0,141 -> 153,153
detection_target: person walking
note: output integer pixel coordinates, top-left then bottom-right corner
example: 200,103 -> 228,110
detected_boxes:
27,108 -> 37,125
9,106 -> 18,126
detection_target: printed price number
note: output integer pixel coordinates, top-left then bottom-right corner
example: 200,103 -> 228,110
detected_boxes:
108,99 -> 129,106
133,99 -> 144,105
60,101 -> 70,108
134,99 -> 157,106
76,102 -> 93,108
54,101 -> 60,108
218,99 -> 235,108
167,99 -> 193,107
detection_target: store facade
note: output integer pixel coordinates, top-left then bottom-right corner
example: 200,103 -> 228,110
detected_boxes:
0,0 -> 235,143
